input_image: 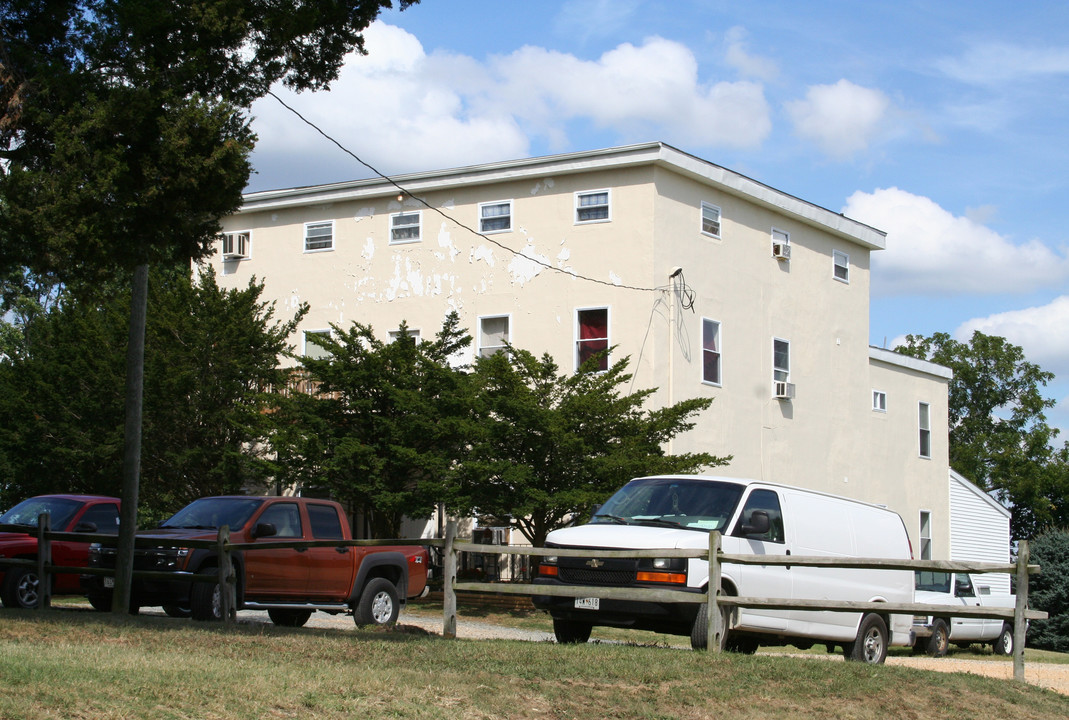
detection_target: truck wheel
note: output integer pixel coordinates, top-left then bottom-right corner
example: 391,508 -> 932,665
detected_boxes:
191,578 -> 224,621
163,605 -> 192,619
845,613 -> 888,664
87,593 -> 112,612
353,578 -> 399,626
269,609 -> 312,627
553,618 -> 593,644
925,619 -> 950,657
2,568 -> 41,609
993,623 -> 1014,656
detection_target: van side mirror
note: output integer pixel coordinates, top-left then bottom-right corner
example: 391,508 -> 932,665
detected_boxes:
741,510 -> 770,537
251,522 -> 277,539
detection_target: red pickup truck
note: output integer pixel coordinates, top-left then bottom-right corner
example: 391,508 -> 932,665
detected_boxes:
0,494 -> 122,609
82,495 -> 429,627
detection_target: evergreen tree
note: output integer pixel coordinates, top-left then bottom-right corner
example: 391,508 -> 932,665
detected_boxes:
1026,529 -> 1069,652
455,347 -> 728,547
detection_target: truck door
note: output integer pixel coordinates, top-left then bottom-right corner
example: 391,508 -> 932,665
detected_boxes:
302,503 -> 355,600
244,502 -> 308,597
951,574 -> 986,641
729,488 -> 789,631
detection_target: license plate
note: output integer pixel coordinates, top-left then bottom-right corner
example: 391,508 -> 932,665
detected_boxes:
574,597 -> 599,610
103,577 -> 114,588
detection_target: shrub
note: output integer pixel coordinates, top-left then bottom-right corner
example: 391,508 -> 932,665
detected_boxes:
1026,529 -> 1069,652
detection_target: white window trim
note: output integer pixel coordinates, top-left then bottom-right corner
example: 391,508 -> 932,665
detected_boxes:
772,337 -> 790,383
575,189 -> 611,225
477,314 -> 511,357
303,329 -> 332,358
701,317 -> 722,387
833,250 -> 850,284
389,328 -> 421,343
574,306 -> 611,372
389,210 -> 423,245
919,510 -> 933,560
872,389 -> 887,412
919,401 -> 932,459
304,221 -> 334,253
478,200 -> 513,235
700,202 -> 722,239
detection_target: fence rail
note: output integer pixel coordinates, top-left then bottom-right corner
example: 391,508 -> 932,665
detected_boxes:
0,517 -> 1050,682
440,521 -> 1048,682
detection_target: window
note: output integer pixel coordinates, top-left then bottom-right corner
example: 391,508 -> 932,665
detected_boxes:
701,202 -> 721,238
479,201 -> 512,233
304,221 -> 333,252
575,190 -> 610,223
919,402 -> 931,458
833,250 -> 850,282
702,318 -> 721,385
257,503 -> 302,538
390,211 -> 422,243
221,231 -> 250,260
307,504 -> 344,540
389,328 -> 421,343
773,338 -> 790,382
304,330 -> 331,359
919,511 -> 932,560
79,504 -> 120,535
772,227 -> 790,259
732,489 -> 784,544
872,390 -> 887,412
478,315 -> 510,357
576,307 -> 609,371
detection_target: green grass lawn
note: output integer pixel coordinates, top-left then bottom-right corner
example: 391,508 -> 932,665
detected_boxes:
2,606 -> 1066,720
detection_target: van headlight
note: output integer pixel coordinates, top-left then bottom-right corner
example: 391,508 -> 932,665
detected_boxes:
538,555 -> 559,578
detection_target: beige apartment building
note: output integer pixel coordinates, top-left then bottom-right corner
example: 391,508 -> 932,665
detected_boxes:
213,142 -> 961,560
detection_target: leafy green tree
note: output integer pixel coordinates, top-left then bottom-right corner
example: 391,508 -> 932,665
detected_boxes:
1026,529 -> 1069,652
278,313 -> 475,538
1,0 -> 418,609
895,331 -> 1066,539
454,348 -> 729,547
0,267 -> 305,519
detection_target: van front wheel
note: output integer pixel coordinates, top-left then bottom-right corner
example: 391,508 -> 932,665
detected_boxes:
553,618 -> 592,644
845,613 -> 888,664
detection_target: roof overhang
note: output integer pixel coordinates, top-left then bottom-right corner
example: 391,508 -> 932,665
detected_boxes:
869,346 -> 954,380
238,142 -> 887,251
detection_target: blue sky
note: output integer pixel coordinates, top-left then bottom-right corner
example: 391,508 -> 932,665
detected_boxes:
245,0 -> 1069,437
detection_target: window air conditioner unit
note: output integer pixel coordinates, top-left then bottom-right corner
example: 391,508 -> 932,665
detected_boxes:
773,381 -> 796,400
222,232 -> 249,259
772,243 -> 791,260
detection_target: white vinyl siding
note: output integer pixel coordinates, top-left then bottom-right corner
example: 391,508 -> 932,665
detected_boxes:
948,470 -> 1012,594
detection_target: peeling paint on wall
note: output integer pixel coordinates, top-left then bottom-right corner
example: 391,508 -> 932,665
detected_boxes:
508,244 -> 550,286
531,178 -> 555,195
362,237 -> 375,260
437,224 -> 460,262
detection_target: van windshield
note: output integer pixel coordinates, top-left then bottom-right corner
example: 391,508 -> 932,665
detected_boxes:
593,478 -> 744,532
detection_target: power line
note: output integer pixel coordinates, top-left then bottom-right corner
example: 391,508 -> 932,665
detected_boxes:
265,90 -> 659,293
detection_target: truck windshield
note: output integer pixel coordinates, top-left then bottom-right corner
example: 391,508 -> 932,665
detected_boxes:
0,497 -> 83,529
160,497 -> 264,531
593,478 -> 745,532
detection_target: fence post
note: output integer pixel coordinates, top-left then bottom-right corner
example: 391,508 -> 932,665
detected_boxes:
1013,540 -> 1029,682
707,530 -> 722,653
36,512 -> 52,610
217,525 -> 235,625
443,520 -> 457,639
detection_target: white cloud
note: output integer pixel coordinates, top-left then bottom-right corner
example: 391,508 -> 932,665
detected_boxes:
843,187 -> 1069,297
247,23 -> 772,190
955,296 -> 1069,379
936,41 -> 1069,86
785,80 -> 891,159
724,26 -> 778,82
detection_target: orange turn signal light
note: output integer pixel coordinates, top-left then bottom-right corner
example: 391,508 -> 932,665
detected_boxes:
636,571 -> 686,584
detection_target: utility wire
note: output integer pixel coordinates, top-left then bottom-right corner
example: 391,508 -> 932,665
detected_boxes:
266,90 -> 659,293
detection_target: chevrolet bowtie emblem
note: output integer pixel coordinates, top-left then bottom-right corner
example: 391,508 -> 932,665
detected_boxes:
586,558 -> 604,568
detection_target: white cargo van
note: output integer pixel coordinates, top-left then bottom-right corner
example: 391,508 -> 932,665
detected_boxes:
533,475 -> 914,664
